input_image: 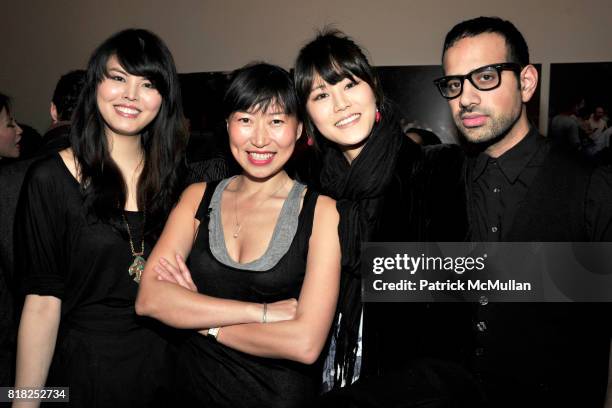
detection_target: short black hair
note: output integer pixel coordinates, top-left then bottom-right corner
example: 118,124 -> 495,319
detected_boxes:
405,127 -> 442,146
0,93 -> 10,116
442,16 -> 530,67
52,70 -> 86,121
223,62 -> 300,120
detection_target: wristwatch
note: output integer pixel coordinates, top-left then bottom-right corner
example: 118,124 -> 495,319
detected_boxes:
207,327 -> 220,340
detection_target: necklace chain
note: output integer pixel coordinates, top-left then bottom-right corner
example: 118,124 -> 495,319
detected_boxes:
232,176 -> 290,239
123,212 -> 146,256
123,211 -> 146,284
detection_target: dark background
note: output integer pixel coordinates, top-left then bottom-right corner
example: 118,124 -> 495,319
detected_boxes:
549,62 -> 612,119
179,64 -> 543,149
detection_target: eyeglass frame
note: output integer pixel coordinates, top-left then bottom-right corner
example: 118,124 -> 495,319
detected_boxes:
433,63 -> 523,100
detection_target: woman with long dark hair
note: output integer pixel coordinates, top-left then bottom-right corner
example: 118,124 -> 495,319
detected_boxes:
14,29 -> 186,407
294,30 -> 470,403
136,63 -> 341,407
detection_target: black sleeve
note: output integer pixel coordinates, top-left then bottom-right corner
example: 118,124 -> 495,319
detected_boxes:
16,161 -> 67,299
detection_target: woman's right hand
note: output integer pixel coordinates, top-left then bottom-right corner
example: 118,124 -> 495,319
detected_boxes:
154,254 -> 197,292
263,298 -> 298,323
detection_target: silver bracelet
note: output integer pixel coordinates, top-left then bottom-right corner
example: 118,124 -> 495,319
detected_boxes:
262,302 -> 268,323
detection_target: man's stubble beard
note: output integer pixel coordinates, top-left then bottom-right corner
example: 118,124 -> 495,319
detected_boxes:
455,100 -> 523,150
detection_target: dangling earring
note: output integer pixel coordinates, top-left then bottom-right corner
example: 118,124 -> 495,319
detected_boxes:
375,108 -> 381,123
307,136 -> 314,146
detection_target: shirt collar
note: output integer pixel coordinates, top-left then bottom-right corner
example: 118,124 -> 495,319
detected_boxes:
472,126 -> 544,183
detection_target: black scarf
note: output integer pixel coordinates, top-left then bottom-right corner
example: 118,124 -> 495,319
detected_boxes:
318,108 -> 409,387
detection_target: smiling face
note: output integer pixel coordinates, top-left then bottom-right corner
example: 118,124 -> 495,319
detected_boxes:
443,33 -> 528,146
305,74 -> 377,162
227,103 -> 302,180
0,107 -> 22,159
96,55 -> 163,139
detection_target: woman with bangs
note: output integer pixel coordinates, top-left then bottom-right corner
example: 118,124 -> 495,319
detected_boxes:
14,29 -> 186,407
294,30 -> 470,403
135,63 -> 341,407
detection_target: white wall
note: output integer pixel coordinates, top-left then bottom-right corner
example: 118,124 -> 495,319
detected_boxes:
1,0 -> 611,133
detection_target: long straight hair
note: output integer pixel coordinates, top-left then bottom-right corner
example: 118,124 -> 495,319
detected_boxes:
70,28 -> 187,237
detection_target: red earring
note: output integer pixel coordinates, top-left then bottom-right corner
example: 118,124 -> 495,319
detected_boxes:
375,109 -> 381,123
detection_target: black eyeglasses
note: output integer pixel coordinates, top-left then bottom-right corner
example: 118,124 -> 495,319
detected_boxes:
433,63 -> 522,99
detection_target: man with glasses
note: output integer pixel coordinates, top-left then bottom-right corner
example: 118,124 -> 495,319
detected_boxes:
434,16 -> 612,407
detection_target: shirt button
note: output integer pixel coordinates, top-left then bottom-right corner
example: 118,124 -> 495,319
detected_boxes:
475,347 -> 485,357
493,187 -> 501,193
491,226 -> 498,233
476,321 -> 487,332
479,295 -> 489,306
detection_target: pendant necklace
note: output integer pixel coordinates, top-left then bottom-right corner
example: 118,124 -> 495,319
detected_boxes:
123,211 -> 146,283
232,176 -> 289,239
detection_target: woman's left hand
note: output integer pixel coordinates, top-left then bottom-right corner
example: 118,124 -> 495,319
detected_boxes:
154,254 -> 197,292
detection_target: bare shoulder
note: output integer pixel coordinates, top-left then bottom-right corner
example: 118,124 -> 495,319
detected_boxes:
313,194 -> 339,224
179,182 -> 207,213
182,182 -> 207,199
315,194 -> 337,208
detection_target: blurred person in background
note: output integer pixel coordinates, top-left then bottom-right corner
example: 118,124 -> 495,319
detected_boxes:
43,70 -> 86,152
0,93 -> 23,162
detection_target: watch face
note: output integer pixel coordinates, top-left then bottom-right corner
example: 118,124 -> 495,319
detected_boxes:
208,327 -> 220,339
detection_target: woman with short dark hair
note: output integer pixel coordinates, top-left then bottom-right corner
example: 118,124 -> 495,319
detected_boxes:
136,62 -> 341,407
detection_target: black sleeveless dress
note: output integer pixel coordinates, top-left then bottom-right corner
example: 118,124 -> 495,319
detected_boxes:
174,180 -> 322,408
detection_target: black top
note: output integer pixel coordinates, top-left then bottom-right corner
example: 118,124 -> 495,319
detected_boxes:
174,180 -> 322,408
361,138 -> 471,376
0,158 -> 33,387
464,129 -> 612,407
468,127 -> 612,241
0,148 -> 84,387
305,109 -> 469,386
469,128 -> 549,241
16,154 -> 172,407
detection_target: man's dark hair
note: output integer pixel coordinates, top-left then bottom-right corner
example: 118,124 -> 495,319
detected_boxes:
442,16 -> 530,67
52,70 -> 86,121
405,127 -> 442,146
